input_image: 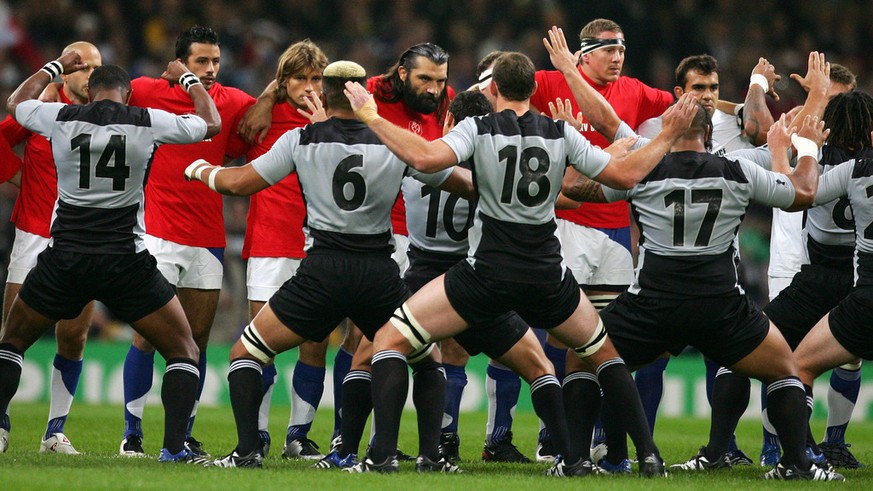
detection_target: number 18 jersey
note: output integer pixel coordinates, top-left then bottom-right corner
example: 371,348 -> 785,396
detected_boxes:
441,110 -> 611,284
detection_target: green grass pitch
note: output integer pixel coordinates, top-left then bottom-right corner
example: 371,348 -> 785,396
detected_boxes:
3,403 -> 873,490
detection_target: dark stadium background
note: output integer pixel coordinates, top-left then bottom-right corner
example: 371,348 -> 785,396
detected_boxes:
0,0 -> 869,342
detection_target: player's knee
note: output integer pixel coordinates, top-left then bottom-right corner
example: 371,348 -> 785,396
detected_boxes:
407,343 -> 436,365
388,303 -> 432,353
299,339 -> 329,364
572,317 -> 608,359
238,321 -> 277,364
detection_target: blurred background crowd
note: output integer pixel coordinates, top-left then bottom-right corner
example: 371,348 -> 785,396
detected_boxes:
0,0 -> 870,342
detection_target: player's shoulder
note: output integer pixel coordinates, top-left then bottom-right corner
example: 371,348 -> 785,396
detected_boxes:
210,83 -> 256,105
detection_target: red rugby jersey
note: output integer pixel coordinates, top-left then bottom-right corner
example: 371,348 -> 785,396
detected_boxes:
0,89 -> 73,238
367,76 -> 455,236
129,78 -> 255,248
531,68 -> 672,228
241,102 -> 308,260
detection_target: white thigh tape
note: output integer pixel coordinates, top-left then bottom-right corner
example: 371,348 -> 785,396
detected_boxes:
240,322 -> 276,364
573,317 -> 607,359
390,304 -> 432,351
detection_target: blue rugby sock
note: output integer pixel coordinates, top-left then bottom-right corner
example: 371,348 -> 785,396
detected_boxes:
123,346 -> 154,438
332,347 -> 353,439
286,361 -> 325,440
45,354 -> 82,439
485,363 -> 520,445
824,367 -> 861,443
442,364 -> 467,433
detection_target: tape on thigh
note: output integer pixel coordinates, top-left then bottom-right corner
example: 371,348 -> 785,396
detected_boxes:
572,317 -> 607,359
390,303 -> 432,352
240,322 -> 276,364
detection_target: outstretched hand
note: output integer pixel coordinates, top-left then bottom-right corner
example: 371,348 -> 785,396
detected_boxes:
604,136 -> 638,159
795,114 -> 830,147
57,50 -> 89,75
298,93 -> 329,123
660,93 -> 697,137
543,26 -> 578,74
548,97 -> 583,131
789,51 -> 830,95
766,113 -> 794,151
344,81 -> 379,124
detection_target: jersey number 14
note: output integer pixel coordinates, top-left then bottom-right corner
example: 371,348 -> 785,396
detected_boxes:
71,133 -> 130,191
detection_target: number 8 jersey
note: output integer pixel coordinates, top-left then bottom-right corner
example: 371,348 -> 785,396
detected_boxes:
441,110 -> 611,284
13,99 -> 207,255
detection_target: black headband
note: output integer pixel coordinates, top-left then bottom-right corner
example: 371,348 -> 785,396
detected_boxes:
579,37 -> 626,55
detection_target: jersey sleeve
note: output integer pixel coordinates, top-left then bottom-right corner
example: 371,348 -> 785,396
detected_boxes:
739,158 -> 796,208
636,83 -> 674,121
147,108 -> 208,144
224,95 -> 256,159
564,124 -> 611,177
440,117 -> 477,163
636,117 -> 661,140
615,120 -> 649,149
726,146 -> 772,169
408,166 -> 453,187
602,184 -> 629,202
814,160 -> 852,205
250,129 -> 299,185
13,100 -> 63,137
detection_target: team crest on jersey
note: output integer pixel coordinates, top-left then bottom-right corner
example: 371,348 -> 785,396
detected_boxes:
408,120 -> 423,135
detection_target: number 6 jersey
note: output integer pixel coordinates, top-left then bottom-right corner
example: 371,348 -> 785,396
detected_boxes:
13,99 -> 207,254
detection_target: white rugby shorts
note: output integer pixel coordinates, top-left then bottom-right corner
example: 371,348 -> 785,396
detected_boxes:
6,228 -> 50,284
556,219 -> 633,288
246,256 -> 302,301
144,234 -> 223,289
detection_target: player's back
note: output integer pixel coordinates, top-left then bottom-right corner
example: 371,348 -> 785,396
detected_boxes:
816,157 -> 873,278
607,151 -> 795,296
402,159 -> 474,256
252,117 -> 448,255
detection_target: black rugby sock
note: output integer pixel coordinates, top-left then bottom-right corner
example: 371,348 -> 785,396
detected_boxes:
162,358 -> 200,454
412,358 -> 446,461
704,369 -> 750,461
601,397 -> 630,464
370,351 -> 408,463
766,378 -> 810,468
562,371 -> 601,460
227,359 -> 264,455
530,374 -> 576,463
597,358 -> 659,459
0,344 -> 23,426
338,370 -> 372,457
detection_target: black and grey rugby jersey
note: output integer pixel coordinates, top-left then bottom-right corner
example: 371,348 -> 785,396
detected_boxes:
251,117 -> 451,255
441,110 -> 611,284
13,99 -> 207,254
815,157 -> 873,285
603,149 -> 796,297
402,160 -> 474,256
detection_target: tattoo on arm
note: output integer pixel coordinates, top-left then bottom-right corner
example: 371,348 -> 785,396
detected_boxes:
564,173 -> 607,202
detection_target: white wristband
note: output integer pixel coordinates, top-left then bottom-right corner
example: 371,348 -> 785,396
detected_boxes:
41,61 -> 63,79
184,159 -> 210,181
791,134 -> 818,160
207,167 -> 222,191
749,74 -> 769,93
179,72 -> 202,92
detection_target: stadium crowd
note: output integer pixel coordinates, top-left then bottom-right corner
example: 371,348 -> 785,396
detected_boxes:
0,0 -> 872,482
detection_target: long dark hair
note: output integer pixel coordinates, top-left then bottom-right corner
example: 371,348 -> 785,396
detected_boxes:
374,43 -> 450,120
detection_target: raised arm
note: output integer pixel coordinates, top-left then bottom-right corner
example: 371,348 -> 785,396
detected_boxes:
742,57 -> 779,146
785,115 -> 829,211
787,52 -> 830,132
344,81 -> 458,172
184,159 -> 271,197
592,93 -> 697,189
7,51 -> 88,117
766,113 -> 793,175
543,26 -> 621,141
161,60 -> 221,139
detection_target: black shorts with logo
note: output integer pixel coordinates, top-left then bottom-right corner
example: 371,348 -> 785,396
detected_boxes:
601,292 -> 769,368
764,264 -> 853,349
269,252 -> 410,342
405,247 -> 528,359
19,247 -> 175,323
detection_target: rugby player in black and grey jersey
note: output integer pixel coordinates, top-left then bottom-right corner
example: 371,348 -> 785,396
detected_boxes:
0,51 -> 220,464
184,60 -> 472,470
345,51 -> 697,476
558,60 -> 843,480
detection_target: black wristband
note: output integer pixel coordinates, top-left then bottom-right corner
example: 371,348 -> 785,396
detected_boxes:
179,72 -> 202,92
41,61 -> 63,79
